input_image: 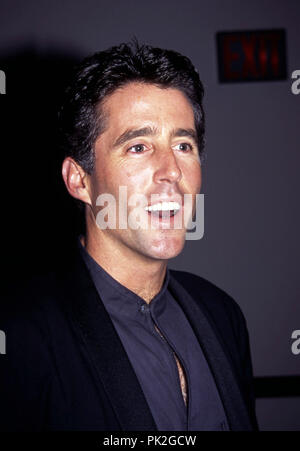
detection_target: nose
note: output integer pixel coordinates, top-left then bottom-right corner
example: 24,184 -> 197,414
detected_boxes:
153,148 -> 182,185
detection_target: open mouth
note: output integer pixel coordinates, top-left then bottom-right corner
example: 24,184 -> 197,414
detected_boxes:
144,201 -> 181,219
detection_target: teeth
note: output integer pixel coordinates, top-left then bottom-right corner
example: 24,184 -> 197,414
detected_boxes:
144,201 -> 181,212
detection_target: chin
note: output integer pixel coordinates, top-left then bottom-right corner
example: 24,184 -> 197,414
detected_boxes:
145,235 -> 186,260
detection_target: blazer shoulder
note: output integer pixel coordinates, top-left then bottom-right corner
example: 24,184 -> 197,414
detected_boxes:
170,269 -> 245,324
0,271 -> 65,344
169,268 -> 252,373
0,272 -> 66,431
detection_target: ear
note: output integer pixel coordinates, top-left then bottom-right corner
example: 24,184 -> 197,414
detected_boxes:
62,157 -> 92,205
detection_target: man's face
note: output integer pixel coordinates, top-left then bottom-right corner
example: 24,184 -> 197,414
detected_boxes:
87,82 -> 202,261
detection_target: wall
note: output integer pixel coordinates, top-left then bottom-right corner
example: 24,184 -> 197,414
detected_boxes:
0,0 -> 299,430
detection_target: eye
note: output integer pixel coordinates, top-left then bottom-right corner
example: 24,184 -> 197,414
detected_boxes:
127,144 -> 147,153
174,142 -> 194,152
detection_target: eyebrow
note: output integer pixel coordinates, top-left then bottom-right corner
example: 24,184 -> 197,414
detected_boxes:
113,126 -> 158,148
113,126 -> 198,148
170,128 -> 198,144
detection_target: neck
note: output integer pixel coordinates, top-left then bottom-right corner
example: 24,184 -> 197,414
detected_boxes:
81,229 -> 167,304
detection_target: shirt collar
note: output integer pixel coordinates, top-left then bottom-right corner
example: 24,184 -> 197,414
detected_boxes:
77,236 -> 170,318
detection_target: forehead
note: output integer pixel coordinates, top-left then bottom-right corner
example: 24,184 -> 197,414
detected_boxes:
101,82 -> 196,132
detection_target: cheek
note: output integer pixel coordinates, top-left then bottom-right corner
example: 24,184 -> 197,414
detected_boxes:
121,164 -> 154,192
91,160 -> 154,203
91,157 -> 121,195
181,160 -> 202,194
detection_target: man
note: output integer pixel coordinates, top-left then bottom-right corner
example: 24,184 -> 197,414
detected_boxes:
0,41 -> 258,431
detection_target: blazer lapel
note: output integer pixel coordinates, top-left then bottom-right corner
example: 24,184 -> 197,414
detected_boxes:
60,250 -> 157,431
168,273 -> 253,431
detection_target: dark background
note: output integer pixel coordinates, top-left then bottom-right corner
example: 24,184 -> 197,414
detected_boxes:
0,0 -> 299,430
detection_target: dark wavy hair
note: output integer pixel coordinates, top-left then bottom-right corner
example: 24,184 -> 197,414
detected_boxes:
58,40 -> 205,174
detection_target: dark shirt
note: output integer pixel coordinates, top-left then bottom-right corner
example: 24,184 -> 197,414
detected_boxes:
78,239 -> 229,431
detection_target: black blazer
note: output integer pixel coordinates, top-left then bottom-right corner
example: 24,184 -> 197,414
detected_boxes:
0,248 -> 258,431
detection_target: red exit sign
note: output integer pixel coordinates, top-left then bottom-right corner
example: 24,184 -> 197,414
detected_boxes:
217,29 -> 287,83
